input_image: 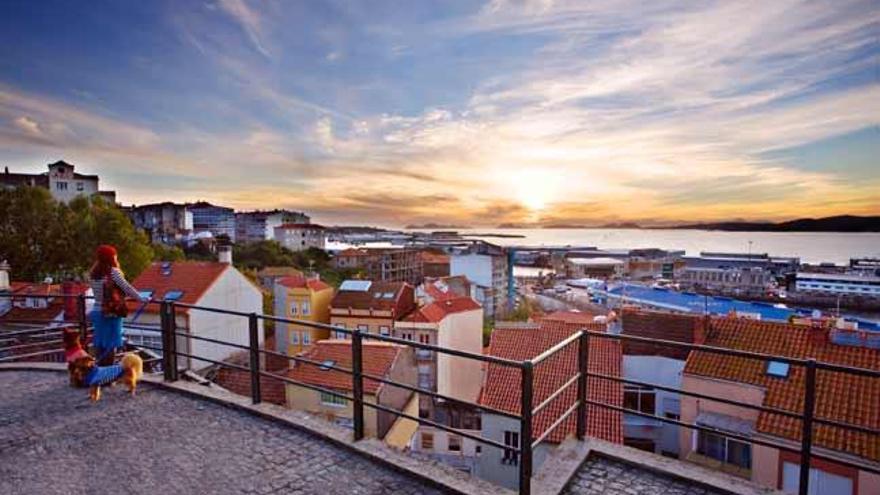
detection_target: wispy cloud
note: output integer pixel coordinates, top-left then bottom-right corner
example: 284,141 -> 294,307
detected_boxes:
216,0 -> 271,58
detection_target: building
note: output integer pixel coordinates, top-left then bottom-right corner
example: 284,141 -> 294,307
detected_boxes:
125,261 -> 263,368
0,280 -> 90,328
187,201 -> 236,241
618,308 -> 707,457
476,319 -> 623,489
681,317 -> 880,494
286,339 -> 417,441
333,248 -> 423,285
329,280 -> 416,338
273,275 -> 334,356
128,202 -> 193,244
679,267 -> 771,292
255,266 -> 303,291
565,257 -> 625,279
415,275 -> 474,306
1,161 -> 116,204
449,241 -> 508,320
684,252 -> 800,277
235,210 -> 310,244
421,251 -> 450,278
396,297 -> 484,473
274,223 -> 326,252
795,272 -> 880,297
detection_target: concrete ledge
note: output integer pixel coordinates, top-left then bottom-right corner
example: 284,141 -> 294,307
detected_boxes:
535,435 -> 783,495
0,364 -> 510,495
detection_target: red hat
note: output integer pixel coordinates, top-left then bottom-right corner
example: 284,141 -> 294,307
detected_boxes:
96,245 -> 117,264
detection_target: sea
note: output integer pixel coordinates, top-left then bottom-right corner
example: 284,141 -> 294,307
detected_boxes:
442,228 -> 880,265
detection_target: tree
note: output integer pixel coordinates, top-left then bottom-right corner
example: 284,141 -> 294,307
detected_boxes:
0,187 -> 154,281
152,243 -> 186,262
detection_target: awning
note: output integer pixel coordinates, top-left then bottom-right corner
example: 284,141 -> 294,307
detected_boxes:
695,411 -> 755,436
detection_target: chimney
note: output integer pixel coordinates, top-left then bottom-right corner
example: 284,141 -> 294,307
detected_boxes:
0,260 -> 9,291
218,245 -> 233,264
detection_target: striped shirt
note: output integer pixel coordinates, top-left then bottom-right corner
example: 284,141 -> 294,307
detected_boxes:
89,267 -> 143,306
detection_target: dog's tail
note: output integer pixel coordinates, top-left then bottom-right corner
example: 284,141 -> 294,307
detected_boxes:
121,353 -> 143,382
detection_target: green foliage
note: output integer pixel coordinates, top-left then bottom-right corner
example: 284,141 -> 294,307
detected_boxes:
182,241 -> 216,261
0,187 -> 154,281
152,243 -> 186,262
233,240 -> 296,270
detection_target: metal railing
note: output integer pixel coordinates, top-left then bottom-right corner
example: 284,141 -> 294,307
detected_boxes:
2,292 -> 878,495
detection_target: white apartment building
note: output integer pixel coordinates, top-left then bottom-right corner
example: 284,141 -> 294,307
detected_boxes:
274,223 -> 326,251
795,272 -> 880,296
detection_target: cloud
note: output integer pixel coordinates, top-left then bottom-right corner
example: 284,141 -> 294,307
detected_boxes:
216,0 -> 271,57
12,116 -> 42,136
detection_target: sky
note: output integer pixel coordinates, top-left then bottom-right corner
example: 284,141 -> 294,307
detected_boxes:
1,0 -> 878,227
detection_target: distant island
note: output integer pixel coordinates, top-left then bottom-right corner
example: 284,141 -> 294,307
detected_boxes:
661,215 -> 880,232
405,223 -> 471,230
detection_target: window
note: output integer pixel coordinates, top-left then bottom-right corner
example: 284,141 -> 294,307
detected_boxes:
419,334 -> 430,345
665,412 -> 680,421
623,385 -> 656,414
379,325 -> 390,336
421,433 -> 434,450
163,290 -> 184,301
55,181 -> 68,190
320,392 -> 348,407
401,332 -> 414,341
138,290 -> 154,300
502,431 -> 519,465
767,361 -> 790,378
76,182 -> 84,191
357,324 -> 368,332
290,301 -> 298,316
448,435 -> 461,452
319,360 -> 335,370
290,331 -> 300,345
697,431 -> 751,469
624,438 -> 656,453
302,331 -> 311,345
334,324 -> 348,340
301,300 -> 310,316
418,365 -> 431,389
782,462 -> 854,495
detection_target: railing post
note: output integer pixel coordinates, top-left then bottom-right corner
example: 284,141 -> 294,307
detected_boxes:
799,359 -> 816,495
576,330 -> 590,440
160,301 -> 173,381
352,328 -> 365,441
248,312 -> 261,405
519,360 -> 534,495
77,294 -> 88,342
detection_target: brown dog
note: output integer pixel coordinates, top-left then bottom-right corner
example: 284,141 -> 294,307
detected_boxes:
64,329 -> 143,401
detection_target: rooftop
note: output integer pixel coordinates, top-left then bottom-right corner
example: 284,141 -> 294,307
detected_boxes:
481,319 -> 623,444
277,275 -> 331,292
685,316 -> 880,462
288,340 -> 404,395
130,261 -> 229,312
402,296 -> 482,323
330,280 -> 412,312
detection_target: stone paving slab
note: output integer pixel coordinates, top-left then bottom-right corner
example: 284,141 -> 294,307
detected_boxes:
0,371 -> 439,495
565,456 -> 725,495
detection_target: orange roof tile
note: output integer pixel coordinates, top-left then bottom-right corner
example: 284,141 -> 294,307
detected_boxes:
404,297 -> 482,323
130,261 -> 229,313
481,320 -> 623,444
287,340 -> 403,395
685,317 -> 880,462
277,275 -> 332,292
537,310 -> 598,325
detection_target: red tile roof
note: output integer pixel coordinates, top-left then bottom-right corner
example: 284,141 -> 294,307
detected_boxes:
130,262 -> 229,313
420,275 -> 471,302
481,320 -> 623,444
287,340 -> 403,395
537,310 -> 598,325
330,281 -> 414,314
685,317 -> 880,462
403,297 -> 482,323
277,275 -> 331,292
621,308 -> 705,360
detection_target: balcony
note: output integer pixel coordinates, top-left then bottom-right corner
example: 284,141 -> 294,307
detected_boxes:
2,292 -> 877,495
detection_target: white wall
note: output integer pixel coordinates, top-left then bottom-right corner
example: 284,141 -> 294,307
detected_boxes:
622,355 -> 685,455
186,267 -> 264,369
436,308 -> 484,403
475,413 -> 553,489
451,254 -> 492,288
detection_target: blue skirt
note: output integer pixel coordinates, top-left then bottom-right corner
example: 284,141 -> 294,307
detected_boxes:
90,310 -> 124,349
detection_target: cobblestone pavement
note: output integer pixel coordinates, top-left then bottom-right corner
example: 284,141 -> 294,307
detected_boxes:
0,372 -> 439,495
565,456 -> 726,495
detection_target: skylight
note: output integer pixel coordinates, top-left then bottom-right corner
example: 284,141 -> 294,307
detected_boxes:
766,361 -> 790,378
138,290 -> 154,300
319,360 -> 335,371
163,290 -> 184,301
383,292 -> 395,299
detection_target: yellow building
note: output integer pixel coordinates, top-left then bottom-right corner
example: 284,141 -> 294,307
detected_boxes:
273,275 -> 334,356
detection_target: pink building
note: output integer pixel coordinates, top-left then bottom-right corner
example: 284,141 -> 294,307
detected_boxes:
681,317 -> 880,495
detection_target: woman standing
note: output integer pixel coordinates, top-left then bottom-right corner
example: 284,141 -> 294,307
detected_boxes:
89,245 -> 144,366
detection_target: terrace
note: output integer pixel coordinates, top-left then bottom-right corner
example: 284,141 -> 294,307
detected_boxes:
1,292 -> 877,494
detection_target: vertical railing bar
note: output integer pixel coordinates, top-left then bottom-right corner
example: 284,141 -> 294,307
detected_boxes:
576,330 -> 589,440
248,312 -> 261,405
352,328 -> 365,441
167,301 -> 179,381
519,361 -> 534,495
77,293 -> 87,343
160,300 -> 172,381
799,359 -> 816,495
